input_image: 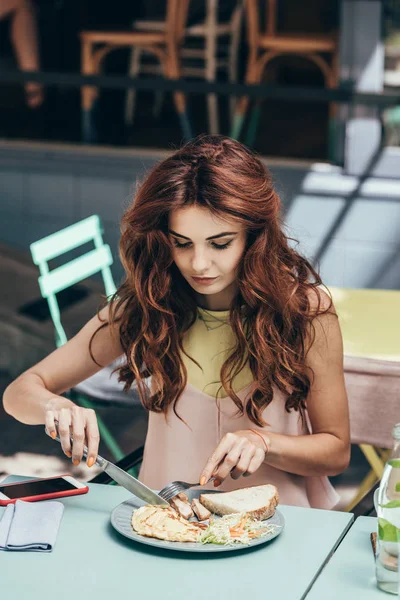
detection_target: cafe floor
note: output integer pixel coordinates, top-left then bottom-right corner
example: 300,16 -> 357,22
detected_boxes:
0,244 -> 371,513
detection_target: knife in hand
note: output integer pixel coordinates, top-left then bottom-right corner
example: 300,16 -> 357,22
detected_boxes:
46,425 -> 168,507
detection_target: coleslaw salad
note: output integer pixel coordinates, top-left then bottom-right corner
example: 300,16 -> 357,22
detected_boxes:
199,512 -> 281,546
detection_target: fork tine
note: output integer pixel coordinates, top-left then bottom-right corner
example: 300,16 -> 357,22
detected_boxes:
158,479 -> 202,502
160,484 -> 184,502
158,487 -> 174,502
158,483 -> 174,498
163,482 -> 191,501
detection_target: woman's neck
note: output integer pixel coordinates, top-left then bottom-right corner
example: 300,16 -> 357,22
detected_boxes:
195,282 -> 237,311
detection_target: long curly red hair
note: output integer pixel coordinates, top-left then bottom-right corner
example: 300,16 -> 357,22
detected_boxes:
93,135 -> 332,427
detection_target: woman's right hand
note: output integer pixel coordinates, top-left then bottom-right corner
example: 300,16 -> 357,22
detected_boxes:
45,403 -> 100,468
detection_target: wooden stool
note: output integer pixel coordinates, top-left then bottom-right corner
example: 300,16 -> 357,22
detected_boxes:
79,0 -> 192,143
230,0 -> 338,153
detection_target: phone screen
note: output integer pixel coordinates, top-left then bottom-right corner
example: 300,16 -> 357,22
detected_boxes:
0,478 -> 76,499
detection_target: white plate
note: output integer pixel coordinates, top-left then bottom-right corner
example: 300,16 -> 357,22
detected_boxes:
111,488 -> 285,553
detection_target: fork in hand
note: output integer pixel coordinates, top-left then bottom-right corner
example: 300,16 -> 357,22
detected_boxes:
158,477 -> 216,503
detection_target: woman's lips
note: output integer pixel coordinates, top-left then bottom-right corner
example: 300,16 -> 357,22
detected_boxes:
191,276 -> 218,286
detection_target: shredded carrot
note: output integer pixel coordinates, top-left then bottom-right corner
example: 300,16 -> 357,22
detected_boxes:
230,515 -> 249,536
228,515 -> 254,539
248,528 -> 268,538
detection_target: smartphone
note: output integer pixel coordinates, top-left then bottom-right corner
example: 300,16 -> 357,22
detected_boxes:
0,475 -> 89,505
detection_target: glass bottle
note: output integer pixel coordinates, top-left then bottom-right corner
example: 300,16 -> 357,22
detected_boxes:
375,423 -> 400,594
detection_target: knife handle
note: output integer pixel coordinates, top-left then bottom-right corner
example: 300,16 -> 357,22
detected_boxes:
46,421 -> 107,469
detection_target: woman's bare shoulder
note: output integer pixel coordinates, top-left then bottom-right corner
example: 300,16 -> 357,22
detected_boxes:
306,285 -> 336,315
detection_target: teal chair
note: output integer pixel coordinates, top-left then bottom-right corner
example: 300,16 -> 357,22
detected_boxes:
30,215 -> 143,467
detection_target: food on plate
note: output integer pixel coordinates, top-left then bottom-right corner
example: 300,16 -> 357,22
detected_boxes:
131,505 -> 206,542
199,512 -> 279,546
130,484 -> 281,546
169,496 -> 194,520
131,505 -> 280,546
191,498 -> 211,521
176,492 -> 189,502
199,484 -> 279,520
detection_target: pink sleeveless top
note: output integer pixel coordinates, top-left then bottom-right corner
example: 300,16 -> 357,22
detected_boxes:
138,309 -> 339,509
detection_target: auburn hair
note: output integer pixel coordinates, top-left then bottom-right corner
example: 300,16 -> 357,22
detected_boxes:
91,135 -> 332,427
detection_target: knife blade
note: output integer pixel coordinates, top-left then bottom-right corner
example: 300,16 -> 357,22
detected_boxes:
98,460 -> 168,506
46,425 -> 168,507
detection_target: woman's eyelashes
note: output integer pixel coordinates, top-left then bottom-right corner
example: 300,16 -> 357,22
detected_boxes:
172,239 -> 233,251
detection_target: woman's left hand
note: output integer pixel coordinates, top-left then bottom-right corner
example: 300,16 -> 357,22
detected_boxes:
200,430 -> 268,487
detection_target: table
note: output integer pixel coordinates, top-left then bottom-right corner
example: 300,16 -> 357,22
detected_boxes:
306,516 -> 387,599
0,475 -> 353,600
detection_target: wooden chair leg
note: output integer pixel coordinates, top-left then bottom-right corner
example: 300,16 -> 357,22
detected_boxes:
152,90 -> 165,119
327,51 -> 339,162
125,46 -> 142,125
206,57 -> 219,135
206,94 -> 219,136
228,72 -> 238,127
377,448 -> 391,462
165,52 -> 194,140
230,96 -> 250,140
82,100 -> 100,145
244,103 -> 262,147
245,56 -> 279,147
228,2 -> 244,123
230,57 -> 259,140
204,0 -> 219,134
81,39 -> 100,144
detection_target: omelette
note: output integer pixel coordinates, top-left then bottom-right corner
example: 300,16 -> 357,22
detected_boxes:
131,505 -> 206,543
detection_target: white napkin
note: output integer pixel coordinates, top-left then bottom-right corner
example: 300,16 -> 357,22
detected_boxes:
0,499 -> 64,551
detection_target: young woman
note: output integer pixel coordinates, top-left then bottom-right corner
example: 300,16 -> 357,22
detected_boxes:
3,135 -> 350,508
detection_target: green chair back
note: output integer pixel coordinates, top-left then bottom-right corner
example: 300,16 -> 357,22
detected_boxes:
30,215 -> 116,348
30,215 -> 128,464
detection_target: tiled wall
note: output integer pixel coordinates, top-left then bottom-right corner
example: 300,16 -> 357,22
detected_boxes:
0,142 -> 399,289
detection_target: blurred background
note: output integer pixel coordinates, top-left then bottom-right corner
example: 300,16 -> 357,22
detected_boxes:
0,0 -> 399,513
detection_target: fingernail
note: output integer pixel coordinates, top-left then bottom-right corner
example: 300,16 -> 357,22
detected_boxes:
87,457 -> 94,468
200,476 -> 206,486
73,459 -> 80,466
65,451 -> 72,458
50,432 -> 56,439
214,479 -> 220,487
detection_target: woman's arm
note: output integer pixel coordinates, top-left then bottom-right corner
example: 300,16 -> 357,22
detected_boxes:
2,304 -> 124,466
3,304 -> 123,424
262,298 -> 350,477
200,292 -> 350,485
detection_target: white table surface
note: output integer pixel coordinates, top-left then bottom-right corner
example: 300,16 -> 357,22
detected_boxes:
306,516 -> 391,599
0,475 -> 354,600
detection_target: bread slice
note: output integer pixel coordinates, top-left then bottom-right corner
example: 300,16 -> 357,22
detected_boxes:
199,484 -> 279,521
